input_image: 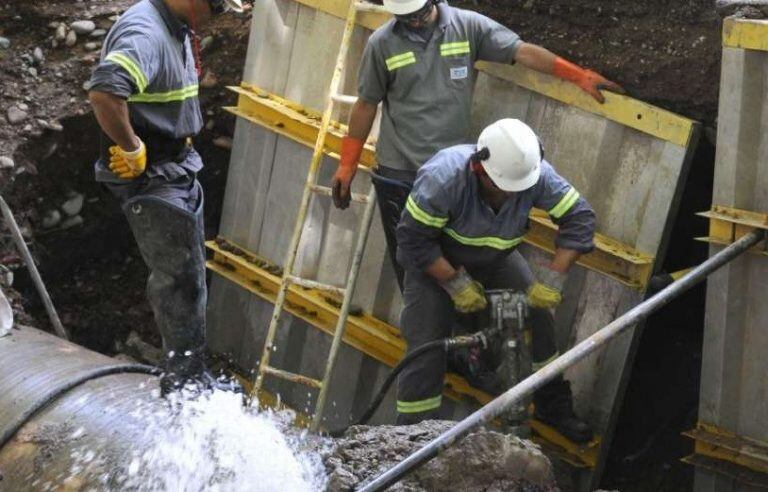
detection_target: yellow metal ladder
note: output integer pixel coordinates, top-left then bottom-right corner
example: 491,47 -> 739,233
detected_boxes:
249,1 -> 383,432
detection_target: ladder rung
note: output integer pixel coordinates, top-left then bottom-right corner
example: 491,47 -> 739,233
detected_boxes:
310,184 -> 370,203
331,93 -> 358,105
286,275 -> 346,296
355,2 -> 388,13
262,366 -> 323,389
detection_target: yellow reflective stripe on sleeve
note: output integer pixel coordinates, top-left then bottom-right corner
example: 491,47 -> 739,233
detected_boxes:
385,51 -> 416,71
105,52 -> 148,93
397,395 -> 442,414
548,187 -> 580,219
128,84 -> 200,103
532,352 -> 560,372
405,195 -> 449,228
443,228 -> 523,250
440,40 -> 470,56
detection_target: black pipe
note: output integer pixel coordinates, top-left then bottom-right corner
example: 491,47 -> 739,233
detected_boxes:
0,363 -> 159,449
357,229 -> 766,492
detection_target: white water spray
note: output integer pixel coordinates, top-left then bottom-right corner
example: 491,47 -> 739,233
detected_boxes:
64,385 -> 328,491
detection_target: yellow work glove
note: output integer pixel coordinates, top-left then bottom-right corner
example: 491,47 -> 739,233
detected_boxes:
440,267 -> 487,314
526,267 -> 568,309
108,138 -> 147,180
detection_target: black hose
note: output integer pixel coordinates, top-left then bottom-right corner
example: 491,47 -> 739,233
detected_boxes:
328,330 -> 494,437
0,363 -> 160,450
356,339 -> 446,426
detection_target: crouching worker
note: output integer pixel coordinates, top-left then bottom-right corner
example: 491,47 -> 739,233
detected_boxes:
395,118 -> 595,442
87,0 -> 243,395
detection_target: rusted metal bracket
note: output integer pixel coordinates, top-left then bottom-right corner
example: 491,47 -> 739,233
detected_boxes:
225,84 -> 656,289
683,423 -> 768,488
207,237 -> 600,466
697,205 -> 768,255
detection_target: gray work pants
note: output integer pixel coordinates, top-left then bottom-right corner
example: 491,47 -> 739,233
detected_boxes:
396,251 -> 558,424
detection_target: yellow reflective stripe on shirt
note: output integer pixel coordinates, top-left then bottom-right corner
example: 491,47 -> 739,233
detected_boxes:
406,195 -> 449,228
444,228 -> 523,250
128,84 -> 199,103
105,52 -> 148,93
397,395 -> 442,414
440,40 -> 470,56
385,51 -> 416,71
548,187 -> 580,219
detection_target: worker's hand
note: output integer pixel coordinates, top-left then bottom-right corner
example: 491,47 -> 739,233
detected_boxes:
552,57 -> 624,104
331,136 -> 365,209
440,267 -> 487,313
527,267 -> 568,309
108,137 -> 147,180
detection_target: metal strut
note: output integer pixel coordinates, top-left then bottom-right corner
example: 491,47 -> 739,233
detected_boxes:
358,229 -> 766,491
248,0 -> 378,432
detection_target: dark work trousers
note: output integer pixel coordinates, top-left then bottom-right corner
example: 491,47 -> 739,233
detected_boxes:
105,173 -> 207,357
371,165 -> 416,292
396,251 -> 559,424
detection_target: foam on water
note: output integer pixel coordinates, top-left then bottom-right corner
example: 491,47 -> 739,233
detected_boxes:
66,387 -> 328,491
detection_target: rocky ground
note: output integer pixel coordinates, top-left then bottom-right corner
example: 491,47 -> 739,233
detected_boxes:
323,421 -> 557,491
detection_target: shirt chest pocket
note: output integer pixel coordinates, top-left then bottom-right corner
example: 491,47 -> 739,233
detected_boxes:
440,40 -> 472,87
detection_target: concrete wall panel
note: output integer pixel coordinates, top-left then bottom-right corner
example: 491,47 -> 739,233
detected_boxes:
208,4 -> 697,483
695,19 -> 768,489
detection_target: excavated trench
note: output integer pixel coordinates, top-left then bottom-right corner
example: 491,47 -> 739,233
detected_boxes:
0,0 -> 720,489
3,109 -> 717,492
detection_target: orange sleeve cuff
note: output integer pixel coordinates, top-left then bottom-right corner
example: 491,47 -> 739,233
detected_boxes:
552,57 -> 586,84
340,136 -> 365,171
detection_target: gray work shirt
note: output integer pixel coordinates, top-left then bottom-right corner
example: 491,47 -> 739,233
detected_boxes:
88,0 -> 203,183
396,145 -> 596,272
357,2 -> 522,171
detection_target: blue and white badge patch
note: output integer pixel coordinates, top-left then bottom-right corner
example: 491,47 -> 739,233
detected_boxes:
450,66 -> 468,80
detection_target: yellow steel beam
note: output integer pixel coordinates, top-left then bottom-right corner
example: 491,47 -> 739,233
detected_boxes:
526,210 -> 654,288
684,423 -> 768,476
696,205 -> 768,256
475,61 -> 697,147
723,17 -> 768,51
285,0 -> 696,147
226,84 -> 655,289
293,0 -> 390,31
225,84 -> 377,168
207,237 -> 600,466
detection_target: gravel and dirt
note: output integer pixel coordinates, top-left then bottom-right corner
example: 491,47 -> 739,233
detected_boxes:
0,0 -> 730,490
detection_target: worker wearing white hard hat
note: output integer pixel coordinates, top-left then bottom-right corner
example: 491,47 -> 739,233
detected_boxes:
332,0 -> 622,295
393,119 -> 596,442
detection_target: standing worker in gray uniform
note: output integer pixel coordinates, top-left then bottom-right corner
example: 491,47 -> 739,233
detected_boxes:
331,0 -> 621,289
87,0 -> 243,395
395,119 -> 596,442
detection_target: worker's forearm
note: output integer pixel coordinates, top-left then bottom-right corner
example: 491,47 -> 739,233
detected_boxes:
548,248 -> 581,273
425,256 -> 458,283
347,99 -> 378,141
514,42 -> 557,75
88,90 -> 139,151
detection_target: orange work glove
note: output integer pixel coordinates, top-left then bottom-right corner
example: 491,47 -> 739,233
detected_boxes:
331,136 -> 365,209
552,57 -> 624,104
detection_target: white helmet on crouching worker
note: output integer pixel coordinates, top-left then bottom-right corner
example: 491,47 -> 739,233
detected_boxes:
383,0 -> 433,17
208,0 -> 244,14
472,118 -> 543,192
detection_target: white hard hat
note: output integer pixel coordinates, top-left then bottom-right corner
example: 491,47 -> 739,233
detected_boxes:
224,0 -> 244,13
383,0 -> 430,15
476,119 -> 541,192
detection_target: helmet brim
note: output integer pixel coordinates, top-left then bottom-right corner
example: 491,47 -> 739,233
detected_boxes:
488,162 -> 541,192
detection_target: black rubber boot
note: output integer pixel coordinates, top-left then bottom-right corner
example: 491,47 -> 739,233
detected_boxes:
160,347 -> 243,396
122,185 -> 231,398
534,377 -> 593,443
